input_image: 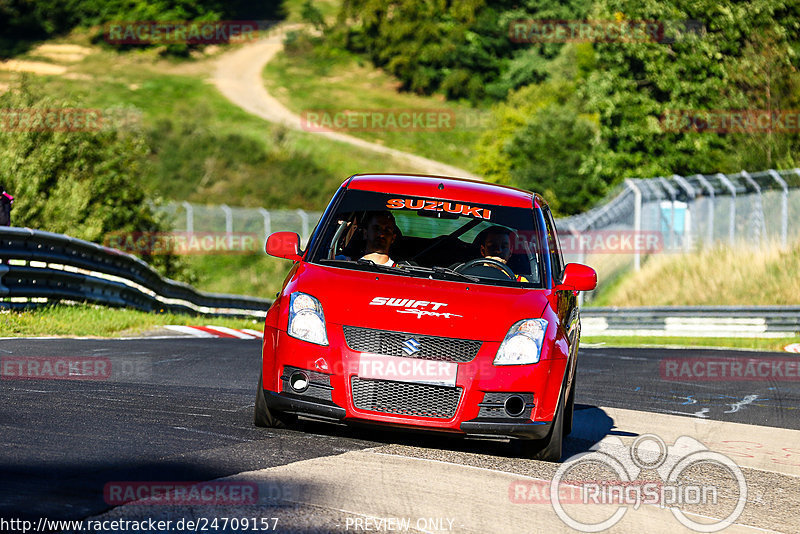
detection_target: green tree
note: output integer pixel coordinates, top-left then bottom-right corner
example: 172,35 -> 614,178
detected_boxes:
476,76 -> 603,215
0,77 -> 193,281
580,0 -> 800,183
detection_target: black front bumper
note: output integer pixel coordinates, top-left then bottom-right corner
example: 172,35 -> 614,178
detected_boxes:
459,419 -> 552,440
266,389 -> 552,440
265,391 -> 346,421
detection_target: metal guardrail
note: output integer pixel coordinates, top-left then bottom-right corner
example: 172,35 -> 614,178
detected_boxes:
2,228 -> 798,333
582,306 -> 800,338
0,227 -> 272,318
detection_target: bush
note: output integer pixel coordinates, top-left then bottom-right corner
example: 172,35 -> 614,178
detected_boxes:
0,77 -> 195,283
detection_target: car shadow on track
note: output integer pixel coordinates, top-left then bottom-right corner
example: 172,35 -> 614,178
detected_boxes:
275,403 -> 636,462
564,403 -> 638,459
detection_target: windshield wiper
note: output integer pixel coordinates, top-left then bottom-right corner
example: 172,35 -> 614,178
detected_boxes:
318,258 -> 399,273
432,265 -> 480,282
397,263 -> 480,282
319,258 -> 479,282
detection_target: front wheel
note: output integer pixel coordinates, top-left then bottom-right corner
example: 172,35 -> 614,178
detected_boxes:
254,372 -> 297,428
511,396 -> 565,462
563,379 -> 576,436
530,396 -> 564,462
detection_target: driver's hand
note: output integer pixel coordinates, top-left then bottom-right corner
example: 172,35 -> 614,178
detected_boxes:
484,256 -> 507,264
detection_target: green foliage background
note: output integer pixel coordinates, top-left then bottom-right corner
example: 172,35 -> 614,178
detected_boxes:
0,0 -> 283,57
334,0 -> 800,215
0,77 -> 194,282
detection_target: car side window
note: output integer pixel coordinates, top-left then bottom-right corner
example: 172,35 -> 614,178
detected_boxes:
542,206 -> 564,283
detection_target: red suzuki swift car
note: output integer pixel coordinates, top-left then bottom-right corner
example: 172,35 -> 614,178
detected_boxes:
255,174 -> 596,461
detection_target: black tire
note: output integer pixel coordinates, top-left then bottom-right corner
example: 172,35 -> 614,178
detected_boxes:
563,378 -> 576,436
511,394 -> 565,462
254,372 -> 297,428
529,395 -> 564,462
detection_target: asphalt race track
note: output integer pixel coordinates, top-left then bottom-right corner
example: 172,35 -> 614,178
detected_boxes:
1,337 -> 799,533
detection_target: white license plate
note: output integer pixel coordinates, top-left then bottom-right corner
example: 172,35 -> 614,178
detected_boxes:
357,353 -> 457,387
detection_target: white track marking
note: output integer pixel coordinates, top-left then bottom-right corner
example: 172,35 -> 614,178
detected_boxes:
88,449 -> 765,533
725,394 -> 760,414
203,325 -> 258,339
241,328 -> 265,338
81,407 -> 798,533
162,325 -> 216,337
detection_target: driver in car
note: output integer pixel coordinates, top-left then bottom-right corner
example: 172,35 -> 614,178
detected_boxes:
360,211 -> 397,266
478,225 -> 528,282
480,225 -> 512,264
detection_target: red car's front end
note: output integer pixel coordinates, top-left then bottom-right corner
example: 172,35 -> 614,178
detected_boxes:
256,174 -> 596,460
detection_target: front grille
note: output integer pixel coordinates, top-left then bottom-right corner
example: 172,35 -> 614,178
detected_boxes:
351,377 -> 462,419
343,326 -> 481,363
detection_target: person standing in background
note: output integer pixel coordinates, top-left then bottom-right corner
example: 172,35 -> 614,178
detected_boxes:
0,184 -> 13,226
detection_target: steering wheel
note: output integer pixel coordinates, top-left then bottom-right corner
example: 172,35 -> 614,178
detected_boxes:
455,258 -> 516,280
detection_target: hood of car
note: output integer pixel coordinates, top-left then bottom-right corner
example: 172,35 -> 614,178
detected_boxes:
287,263 -> 550,342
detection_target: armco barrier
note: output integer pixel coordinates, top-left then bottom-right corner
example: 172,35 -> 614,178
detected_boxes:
582,306 -> 800,338
3,227 -> 798,331
0,227 -> 272,317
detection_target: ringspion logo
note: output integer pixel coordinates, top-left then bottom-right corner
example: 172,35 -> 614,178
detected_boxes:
550,434 -> 747,532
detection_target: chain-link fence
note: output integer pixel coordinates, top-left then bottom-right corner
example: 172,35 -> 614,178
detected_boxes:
557,168 -> 800,266
155,202 -> 323,246
155,168 -> 800,296
554,168 -> 800,304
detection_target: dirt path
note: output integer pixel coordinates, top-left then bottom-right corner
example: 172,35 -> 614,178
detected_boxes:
212,27 -> 482,180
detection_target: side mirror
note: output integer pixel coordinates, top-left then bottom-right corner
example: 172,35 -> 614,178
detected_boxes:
555,263 -> 597,292
265,231 -> 302,261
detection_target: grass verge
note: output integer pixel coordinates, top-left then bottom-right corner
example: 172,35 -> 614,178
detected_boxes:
0,304 -> 262,338
591,242 -> 800,306
182,253 -> 293,299
582,335 -> 800,352
24,32 -> 402,210
262,33 -> 490,170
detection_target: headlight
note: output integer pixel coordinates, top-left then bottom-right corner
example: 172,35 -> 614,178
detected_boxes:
287,292 -> 328,346
493,319 -> 548,365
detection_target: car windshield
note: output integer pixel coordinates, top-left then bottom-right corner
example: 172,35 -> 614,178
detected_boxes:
307,188 -> 546,288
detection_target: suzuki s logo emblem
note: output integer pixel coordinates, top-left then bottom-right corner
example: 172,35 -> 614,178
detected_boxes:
402,338 -> 422,355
